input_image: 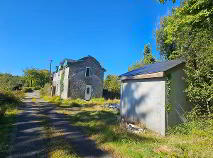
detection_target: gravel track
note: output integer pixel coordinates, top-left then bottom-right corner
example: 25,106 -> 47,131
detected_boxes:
8,91 -> 111,158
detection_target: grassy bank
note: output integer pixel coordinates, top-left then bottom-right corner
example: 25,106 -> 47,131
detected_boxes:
0,103 -> 21,157
55,104 -> 213,158
0,90 -> 23,157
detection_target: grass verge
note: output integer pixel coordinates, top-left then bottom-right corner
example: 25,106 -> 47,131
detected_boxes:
43,96 -> 120,107
40,114 -> 79,158
56,105 -> 213,158
0,104 -> 21,157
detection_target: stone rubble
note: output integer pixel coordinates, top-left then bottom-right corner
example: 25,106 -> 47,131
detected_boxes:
102,104 -> 145,134
126,123 -> 145,134
102,103 -> 120,110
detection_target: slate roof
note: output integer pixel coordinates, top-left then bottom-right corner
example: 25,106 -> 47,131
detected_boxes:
60,59 -> 77,65
120,59 -> 184,77
58,55 -> 106,71
60,56 -> 97,65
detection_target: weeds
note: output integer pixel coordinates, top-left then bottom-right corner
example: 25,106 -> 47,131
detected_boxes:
0,106 -> 21,157
40,114 -> 79,158
56,105 -> 213,158
43,96 -> 120,107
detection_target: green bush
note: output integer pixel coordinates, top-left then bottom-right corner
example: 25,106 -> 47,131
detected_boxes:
0,89 -> 23,117
22,87 -> 33,93
40,83 -> 51,97
169,108 -> 213,136
43,96 -> 61,105
34,86 -> 41,90
0,90 -> 23,104
0,73 -> 24,91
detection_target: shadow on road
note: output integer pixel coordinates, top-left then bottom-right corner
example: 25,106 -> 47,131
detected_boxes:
8,98 -> 111,158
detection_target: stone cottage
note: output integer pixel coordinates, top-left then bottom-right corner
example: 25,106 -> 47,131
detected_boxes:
52,56 -> 106,100
119,59 -> 191,135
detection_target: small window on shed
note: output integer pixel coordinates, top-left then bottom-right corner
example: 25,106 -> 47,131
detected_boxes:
86,67 -> 90,77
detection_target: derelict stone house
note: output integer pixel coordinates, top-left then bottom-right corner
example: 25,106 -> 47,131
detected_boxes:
119,59 -> 191,135
52,56 -> 106,100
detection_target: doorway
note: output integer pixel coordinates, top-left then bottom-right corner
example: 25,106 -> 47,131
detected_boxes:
85,85 -> 92,101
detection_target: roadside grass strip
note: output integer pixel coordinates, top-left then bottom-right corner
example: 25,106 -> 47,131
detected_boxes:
56,106 -> 213,158
0,106 -> 21,157
40,114 -> 79,158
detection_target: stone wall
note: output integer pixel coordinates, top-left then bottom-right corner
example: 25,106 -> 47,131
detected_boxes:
67,57 -> 104,99
52,56 -> 105,100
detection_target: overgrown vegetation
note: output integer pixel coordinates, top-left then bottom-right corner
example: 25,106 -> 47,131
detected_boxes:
0,90 -> 24,117
0,90 -> 23,157
0,73 -> 24,157
156,0 -> 213,115
41,114 -> 79,158
0,105 -> 21,157
43,96 -> 120,107
0,73 -> 24,91
104,75 -> 120,99
56,104 -> 213,158
22,87 -> 34,93
23,68 -> 50,88
40,83 -> 52,97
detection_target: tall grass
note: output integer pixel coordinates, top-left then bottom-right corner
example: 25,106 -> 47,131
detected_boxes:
43,96 -> 120,107
0,89 -> 24,117
0,89 -> 23,157
56,104 -> 213,158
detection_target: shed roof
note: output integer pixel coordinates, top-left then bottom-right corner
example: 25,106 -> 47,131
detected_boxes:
120,59 -> 184,80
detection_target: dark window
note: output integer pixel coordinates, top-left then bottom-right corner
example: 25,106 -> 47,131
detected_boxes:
87,87 -> 90,94
86,67 -> 90,77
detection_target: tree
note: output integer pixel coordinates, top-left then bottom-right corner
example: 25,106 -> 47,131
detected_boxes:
0,73 -> 24,91
128,44 -> 156,71
104,75 -> 120,94
24,69 -> 50,88
156,0 -> 213,114
143,44 -> 156,64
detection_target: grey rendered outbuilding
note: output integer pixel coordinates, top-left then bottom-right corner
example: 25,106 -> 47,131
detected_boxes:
119,59 -> 191,135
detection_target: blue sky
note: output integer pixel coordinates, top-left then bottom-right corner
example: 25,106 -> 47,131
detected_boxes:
0,0 -> 180,76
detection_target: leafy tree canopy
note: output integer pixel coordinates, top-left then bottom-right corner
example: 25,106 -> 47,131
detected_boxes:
24,68 -> 50,88
104,75 -> 120,94
156,0 -> 213,114
0,73 -> 24,91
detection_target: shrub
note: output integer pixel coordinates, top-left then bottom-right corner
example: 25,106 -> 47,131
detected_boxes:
0,73 -> 24,91
22,87 -> 33,93
34,86 -> 41,90
169,108 -> 213,136
43,96 -> 61,105
0,89 -> 23,117
104,75 -> 121,99
40,83 -> 51,97
0,90 -> 23,104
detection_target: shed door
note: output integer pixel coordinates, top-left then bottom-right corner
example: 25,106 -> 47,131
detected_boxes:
85,85 -> 92,101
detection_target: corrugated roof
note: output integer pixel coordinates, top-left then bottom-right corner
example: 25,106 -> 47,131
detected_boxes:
120,59 -> 184,77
